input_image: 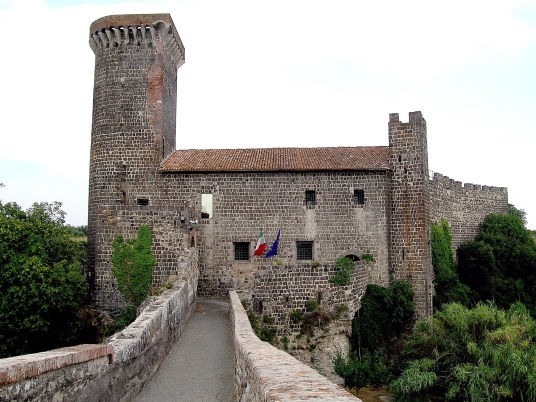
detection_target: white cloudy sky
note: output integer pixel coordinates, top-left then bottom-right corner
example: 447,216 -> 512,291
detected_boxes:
0,0 -> 535,228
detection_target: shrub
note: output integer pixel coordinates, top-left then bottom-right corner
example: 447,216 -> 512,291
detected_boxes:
390,302 -> 536,402
337,281 -> 414,390
361,253 -> 375,262
457,213 -> 536,315
112,225 -> 156,307
330,257 -> 356,286
334,350 -> 391,390
306,298 -> 320,312
289,309 -> 304,323
0,202 -> 87,357
431,219 -> 470,310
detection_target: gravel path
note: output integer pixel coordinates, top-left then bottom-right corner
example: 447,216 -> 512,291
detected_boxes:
132,298 -> 235,402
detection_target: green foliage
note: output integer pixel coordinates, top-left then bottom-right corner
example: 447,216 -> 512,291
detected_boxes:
337,281 -> 414,390
118,306 -> 137,327
289,309 -> 304,323
334,303 -> 349,319
390,302 -> 536,402
334,350 -> 391,390
112,225 -> 156,307
457,213 -> 536,315
0,202 -> 87,357
310,260 -> 321,268
352,281 -> 415,354
66,225 -> 88,237
330,257 -> 356,286
306,298 -> 320,312
246,309 -> 277,344
281,336 -> 289,350
431,220 -> 470,310
508,203 -> 528,227
361,253 -> 375,262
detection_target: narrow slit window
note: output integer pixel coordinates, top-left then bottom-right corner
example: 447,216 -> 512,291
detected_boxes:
234,242 -> 249,261
305,190 -> 316,206
297,242 -> 313,260
353,189 -> 365,205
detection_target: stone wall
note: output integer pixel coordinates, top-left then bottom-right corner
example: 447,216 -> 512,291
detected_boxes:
230,291 -> 361,402
429,173 -> 508,250
0,253 -> 197,402
172,170 -> 392,298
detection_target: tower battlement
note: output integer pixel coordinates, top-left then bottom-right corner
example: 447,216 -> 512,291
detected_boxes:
89,14 -> 185,69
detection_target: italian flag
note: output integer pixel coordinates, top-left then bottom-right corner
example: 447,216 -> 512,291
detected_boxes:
253,230 -> 267,256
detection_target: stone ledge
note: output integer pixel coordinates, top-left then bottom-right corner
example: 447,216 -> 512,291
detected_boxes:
0,344 -> 113,386
229,291 -> 361,402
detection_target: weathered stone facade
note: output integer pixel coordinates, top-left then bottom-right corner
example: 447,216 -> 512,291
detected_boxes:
87,14 -> 508,320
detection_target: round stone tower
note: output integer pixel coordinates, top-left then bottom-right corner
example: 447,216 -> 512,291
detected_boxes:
87,14 -> 185,308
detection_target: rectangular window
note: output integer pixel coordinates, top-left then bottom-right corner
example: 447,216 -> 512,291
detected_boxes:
297,242 -> 313,260
305,190 -> 316,206
137,198 -> 149,206
201,193 -> 213,218
353,189 -> 365,205
234,242 -> 250,261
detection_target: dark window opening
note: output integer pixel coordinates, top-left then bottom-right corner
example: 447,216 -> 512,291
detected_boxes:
353,189 -> 365,205
305,190 -> 316,206
317,292 -> 322,304
345,254 -> 360,262
234,242 -> 250,261
297,242 -> 313,260
137,198 -> 149,206
254,299 -> 263,314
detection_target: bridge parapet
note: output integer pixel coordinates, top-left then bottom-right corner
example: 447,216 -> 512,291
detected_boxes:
230,291 -> 362,402
0,249 -> 198,401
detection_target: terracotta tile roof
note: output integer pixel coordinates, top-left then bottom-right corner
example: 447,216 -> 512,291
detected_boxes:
159,147 -> 390,172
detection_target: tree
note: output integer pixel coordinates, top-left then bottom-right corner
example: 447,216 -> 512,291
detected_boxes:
390,302 -> 536,401
335,281 -> 415,390
431,219 -> 469,310
112,225 -> 156,308
457,213 -> 536,315
508,203 -> 528,227
0,202 -> 87,358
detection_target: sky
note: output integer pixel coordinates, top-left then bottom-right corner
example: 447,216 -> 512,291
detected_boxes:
0,0 -> 535,228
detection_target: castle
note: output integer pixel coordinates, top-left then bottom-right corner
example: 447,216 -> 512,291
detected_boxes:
87,14 -> 508,321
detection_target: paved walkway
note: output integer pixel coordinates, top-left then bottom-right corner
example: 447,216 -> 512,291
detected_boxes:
133,298 -> 235,402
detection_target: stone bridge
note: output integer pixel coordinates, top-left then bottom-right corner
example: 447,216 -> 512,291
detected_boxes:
0,267 -> 360,401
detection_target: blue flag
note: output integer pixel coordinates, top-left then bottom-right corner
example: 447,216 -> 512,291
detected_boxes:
265,229 -> 280,258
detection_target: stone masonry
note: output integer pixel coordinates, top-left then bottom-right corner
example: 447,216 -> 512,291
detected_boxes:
87,14 -> 508,319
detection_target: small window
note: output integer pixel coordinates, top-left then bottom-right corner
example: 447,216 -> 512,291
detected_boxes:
297,242 -> 313,260
305,190 -> 316,206
201,194 -> 213,218
234,242 -> 250,261
353,189 -> 365,205
137,198 -> 149,206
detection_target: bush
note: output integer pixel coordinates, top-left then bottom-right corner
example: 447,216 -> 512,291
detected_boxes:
457,213 -> 536,315
431,219 -> 470,310
336,281 -> 414,390
334,350 -> 391,390
305,298 -> 319,312
0,202 -> 87,357
390,302 -> 536,401
330,257 -> 356,286
112,225 -> 156,307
